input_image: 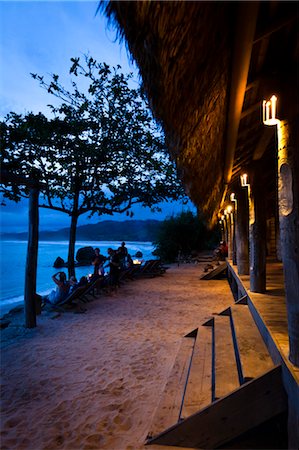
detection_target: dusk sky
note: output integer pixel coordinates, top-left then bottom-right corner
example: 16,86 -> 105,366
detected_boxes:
0,1 -> 194,233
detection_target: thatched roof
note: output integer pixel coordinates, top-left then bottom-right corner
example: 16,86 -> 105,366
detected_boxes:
101,1 -> 298,225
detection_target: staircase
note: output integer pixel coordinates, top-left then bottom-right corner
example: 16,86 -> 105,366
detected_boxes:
146,299 -> 287,449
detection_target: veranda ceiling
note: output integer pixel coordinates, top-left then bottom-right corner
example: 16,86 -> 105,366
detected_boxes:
101,1 -> 298,225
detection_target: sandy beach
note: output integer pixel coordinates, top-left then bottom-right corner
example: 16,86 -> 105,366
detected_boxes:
1,262 -> 234,450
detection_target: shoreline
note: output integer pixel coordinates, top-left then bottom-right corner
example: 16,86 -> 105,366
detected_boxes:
0,240 -> 155,317
1,262 -> 234,450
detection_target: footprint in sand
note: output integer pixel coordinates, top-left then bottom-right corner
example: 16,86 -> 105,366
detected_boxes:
85,433 -> 105,446
103,402 -> 123,412
4,417 -> 22,428
119,416 -> 132,431
84,365 -> 96,371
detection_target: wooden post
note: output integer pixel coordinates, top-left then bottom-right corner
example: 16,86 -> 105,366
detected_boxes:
230,211 -> 237,265
236,187 -> 249,275
222,216 -> 227,245
220,221 -> 225,242
249,166 -> 267,293
277,117 -> 299,367
224,216 -> 229,245
24,187 -> 39,328
226,213 -> 233,260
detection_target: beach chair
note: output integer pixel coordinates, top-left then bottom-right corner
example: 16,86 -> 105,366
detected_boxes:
119,265 -> 143,281
41,284 -> 89,313
133,260 -> 167,278
200,261 -> 227,280
79,275 -> 110,301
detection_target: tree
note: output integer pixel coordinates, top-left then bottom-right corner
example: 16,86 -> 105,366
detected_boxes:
153,211 -> 219,263
1,56 -> 186,276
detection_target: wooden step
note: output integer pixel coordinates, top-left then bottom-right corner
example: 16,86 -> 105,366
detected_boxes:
200,262 -> 227,280
148,336 -> 194,439
147,366 -> 287,449
214,315 -> 240,400
181,325 -> 213,419
231,304 -> 274,382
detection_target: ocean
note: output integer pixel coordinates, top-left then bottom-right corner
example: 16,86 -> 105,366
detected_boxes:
0,240 -> 155,316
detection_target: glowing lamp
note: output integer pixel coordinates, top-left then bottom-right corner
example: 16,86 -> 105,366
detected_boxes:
262,95 -> 279,126
230,193 -> 236,202
221,215 -> 225,220
224,209 -> 228,216
240,173 -> 249,187
219,220 -> 222,224
227,205 -> 233,214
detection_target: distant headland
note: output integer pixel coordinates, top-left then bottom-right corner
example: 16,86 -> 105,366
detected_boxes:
0,219 -> 163,242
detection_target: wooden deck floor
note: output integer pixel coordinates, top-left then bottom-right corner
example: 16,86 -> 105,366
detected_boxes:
226,258 -> 299,442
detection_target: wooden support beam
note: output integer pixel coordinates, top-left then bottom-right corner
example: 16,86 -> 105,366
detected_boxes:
245,79 -> 260,92
240,101 -> 260,120
254,16 -> 296,44
223,2 -> 259,185
253,127 -> 275,160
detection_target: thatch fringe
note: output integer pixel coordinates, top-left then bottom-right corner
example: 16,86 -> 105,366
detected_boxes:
100,1 -> 236,224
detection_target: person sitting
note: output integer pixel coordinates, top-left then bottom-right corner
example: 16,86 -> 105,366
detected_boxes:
214,241 -> 228,261
126,254 -> 134,268
42,271 -> 70,305
68,275 -> 78,294
77,276 -> 88,287
92,248 -> 107,279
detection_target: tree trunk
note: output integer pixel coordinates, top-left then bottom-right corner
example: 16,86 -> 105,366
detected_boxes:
68,212 -> 78,278
24,187 -> 39,328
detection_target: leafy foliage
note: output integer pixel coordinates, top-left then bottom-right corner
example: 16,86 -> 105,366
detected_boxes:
153,211 -> 219,262
1,56 -> 186,274
2,56 -> 185,215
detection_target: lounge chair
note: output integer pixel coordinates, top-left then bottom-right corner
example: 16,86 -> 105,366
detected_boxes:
132,260 -> 168,279
41,284 -> 89,313
119,265 -> 143,281
80,275 -> 110,300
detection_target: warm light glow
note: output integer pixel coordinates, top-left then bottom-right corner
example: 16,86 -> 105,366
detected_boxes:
262,95 -> 279,126
219,220 -> 222,224
133,259 -> 141,265
227,205 -> 233,214
230,193 -> 236,202
240,173 -> 249,187
221,215 -> 225,220
224,209 -> 228,215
